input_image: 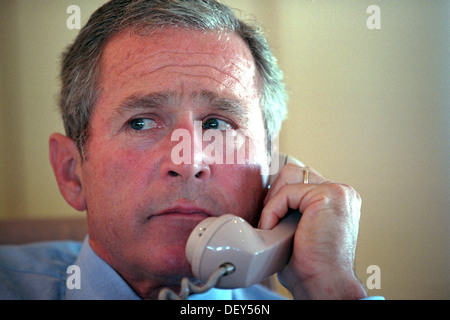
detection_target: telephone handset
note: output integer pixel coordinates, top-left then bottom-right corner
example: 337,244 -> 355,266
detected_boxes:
185,210 -> 300,289
185,154 -> 301,289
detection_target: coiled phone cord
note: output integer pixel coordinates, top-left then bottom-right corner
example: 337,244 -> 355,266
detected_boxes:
158,263 -> 235,300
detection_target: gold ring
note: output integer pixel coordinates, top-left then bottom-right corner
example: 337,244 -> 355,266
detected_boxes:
302,168 -> 309,184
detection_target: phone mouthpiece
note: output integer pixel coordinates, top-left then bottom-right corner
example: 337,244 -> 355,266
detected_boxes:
185,212 -> 300,289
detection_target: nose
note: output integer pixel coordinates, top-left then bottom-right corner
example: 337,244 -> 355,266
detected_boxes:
161,120 -> 211,181
165,162 -> 211,181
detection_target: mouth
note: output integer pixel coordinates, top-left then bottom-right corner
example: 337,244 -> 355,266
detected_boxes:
148,205 -> 214,221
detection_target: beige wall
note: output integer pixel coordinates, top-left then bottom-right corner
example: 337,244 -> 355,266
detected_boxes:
0,0 -> 448,299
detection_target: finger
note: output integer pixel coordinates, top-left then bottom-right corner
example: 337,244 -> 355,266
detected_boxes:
259,183 -> 316,230
264,164 -> 326,206
262,180 -> 362,228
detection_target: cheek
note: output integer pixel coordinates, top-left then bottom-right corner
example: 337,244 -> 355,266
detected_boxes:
82,145 -> 159,212
214,165 -> 266,225
82,147 -> 162,249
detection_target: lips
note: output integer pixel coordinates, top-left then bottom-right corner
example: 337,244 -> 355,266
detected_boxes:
148,204 -> 214,221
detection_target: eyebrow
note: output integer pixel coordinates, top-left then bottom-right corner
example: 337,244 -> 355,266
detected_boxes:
116,91 -> 176,115
116,90 -> 249,124
193,90 -> 249,123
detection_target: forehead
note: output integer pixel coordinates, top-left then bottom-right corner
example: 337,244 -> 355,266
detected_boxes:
97,28 -> 259,99
102,28 -> 254,69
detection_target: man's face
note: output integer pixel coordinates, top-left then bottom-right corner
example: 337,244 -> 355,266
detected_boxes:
78,28 -> 268,287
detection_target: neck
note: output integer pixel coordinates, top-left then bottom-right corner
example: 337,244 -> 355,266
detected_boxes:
88,235 -> 188,300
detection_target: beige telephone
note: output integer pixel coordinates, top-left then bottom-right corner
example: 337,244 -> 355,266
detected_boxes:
159,154 -> 301,299
186,210 -> 300,289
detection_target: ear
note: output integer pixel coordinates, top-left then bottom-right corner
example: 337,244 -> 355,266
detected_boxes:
49,133 -> 87,211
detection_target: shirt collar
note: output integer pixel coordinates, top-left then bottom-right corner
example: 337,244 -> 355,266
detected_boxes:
65,236 -> 140,300
65,236 -> 232,300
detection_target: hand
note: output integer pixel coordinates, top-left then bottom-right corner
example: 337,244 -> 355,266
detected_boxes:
259,163 -> 367,300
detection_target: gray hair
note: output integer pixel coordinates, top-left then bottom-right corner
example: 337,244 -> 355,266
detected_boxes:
60,0 -> 287,157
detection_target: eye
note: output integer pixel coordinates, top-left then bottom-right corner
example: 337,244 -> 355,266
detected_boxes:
202,118 -> 233,130
129,118 -> 157,131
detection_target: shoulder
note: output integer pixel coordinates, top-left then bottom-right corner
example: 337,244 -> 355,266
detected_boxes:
0,241 -> 82,299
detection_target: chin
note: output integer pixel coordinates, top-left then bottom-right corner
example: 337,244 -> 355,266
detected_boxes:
155,244 -> 194,279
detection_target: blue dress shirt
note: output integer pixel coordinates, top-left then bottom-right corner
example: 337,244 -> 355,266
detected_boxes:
0,237 -> 285,300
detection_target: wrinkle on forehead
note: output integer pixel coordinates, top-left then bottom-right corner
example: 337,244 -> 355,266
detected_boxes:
99,28 -> 257,87
115,51 -> 250,82
111,28 -> 250,73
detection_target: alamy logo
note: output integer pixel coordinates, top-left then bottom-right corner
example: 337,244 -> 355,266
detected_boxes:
66,5 -> 81,30
366,265 -> 381,290
366,5 -> 381,30
66,265 -> 81,290
170,121 -> 280,175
